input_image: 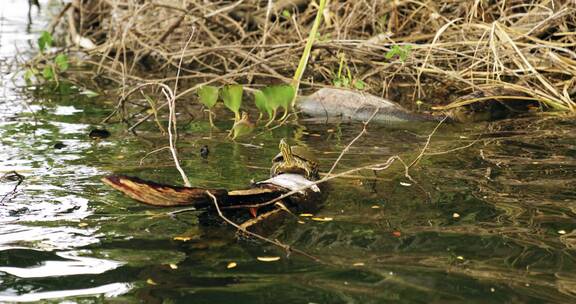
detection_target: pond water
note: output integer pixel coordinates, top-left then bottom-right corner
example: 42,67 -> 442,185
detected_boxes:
1,1 -> 576,303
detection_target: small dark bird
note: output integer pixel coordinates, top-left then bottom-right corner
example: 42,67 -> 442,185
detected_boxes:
200,145 -> 209,159
89,128 -> 111,140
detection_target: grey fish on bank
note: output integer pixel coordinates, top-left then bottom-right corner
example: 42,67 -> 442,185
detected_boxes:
296,88 -> 444,123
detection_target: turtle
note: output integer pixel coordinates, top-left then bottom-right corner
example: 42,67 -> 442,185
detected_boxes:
270,139 -> 320,181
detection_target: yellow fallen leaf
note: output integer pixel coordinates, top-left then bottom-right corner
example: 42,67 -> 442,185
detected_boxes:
297,220 -> 306,224
312,217 -> 333,222
353,262 -> 365,266
146,278 -> 157,285
257,256 -> 281,262
299,213 -> 314,217
169,264 -> 178,269
227,262 -> 237,269
371,205 -> 380,209
78,222 -> 89,227
173,236 -> 192,241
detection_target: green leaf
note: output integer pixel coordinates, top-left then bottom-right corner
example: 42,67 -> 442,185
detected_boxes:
38,31 -> 53,53
24,69 -> 35,81
197,85 -> 219,108
399,45 -> 412,62
55,53 -> 69,72
353,79 -> 365,90
385,45 -> 399,59
282,9 -> 291,18
253,90 -> 272,119
221,84 -> 243,119
42,66 -> 54,80
231,117 -> 254,139
262,85 -> 295,112
262,85 -> 295,121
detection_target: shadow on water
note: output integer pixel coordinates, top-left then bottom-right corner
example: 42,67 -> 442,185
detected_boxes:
1,1 -> 576,303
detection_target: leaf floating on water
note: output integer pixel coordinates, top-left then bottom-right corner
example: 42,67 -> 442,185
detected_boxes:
257,256 -> 281,262
371,205 -> 380,209
169,264 -> 178,269
558,230 -> 567,235
146,278 -> 157,285
312,217 -> 333,222
227,262 -> 237,269
78,222 -> 88,227
352,262 -> 365,266
173,236 -> 192,242
299,213 -> 314,217
297,220 -> 306,224
452,213 -> 460,219
456,256 -> 464,260
399,182 -> 411,187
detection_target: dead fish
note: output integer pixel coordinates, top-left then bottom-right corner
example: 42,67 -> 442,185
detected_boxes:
296,88 -> 444,123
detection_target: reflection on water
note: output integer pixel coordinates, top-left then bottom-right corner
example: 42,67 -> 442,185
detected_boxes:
0,283 -> 132,303
0,249 -> 122,278
0,0 -> 130,301
1,0 -> 576,303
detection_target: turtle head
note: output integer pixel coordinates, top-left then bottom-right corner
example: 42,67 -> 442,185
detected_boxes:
278,138 -> 294,166
271,139 -> 319,180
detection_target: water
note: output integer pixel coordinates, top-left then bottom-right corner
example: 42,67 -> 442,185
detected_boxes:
1,1 -> 576,303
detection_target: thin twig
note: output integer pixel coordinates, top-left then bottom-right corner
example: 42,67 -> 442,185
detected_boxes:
206,190 -> 324,263
327,107 -> 379,175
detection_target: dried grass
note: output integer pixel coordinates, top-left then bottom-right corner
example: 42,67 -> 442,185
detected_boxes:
64,0 -> 575,114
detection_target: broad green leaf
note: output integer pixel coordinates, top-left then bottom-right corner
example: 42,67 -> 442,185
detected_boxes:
197,85 -> 219,108
230,112 -> 254,139
55,53 -> 69,72
263,85 -> 295,122
253,90 -> 272,119
38,31 -> 53,53
231,121 -> 254,139
42,66 -> 54,80
262,85 -> 295,112
282,9 -> 291,18
221,84 -> 243,119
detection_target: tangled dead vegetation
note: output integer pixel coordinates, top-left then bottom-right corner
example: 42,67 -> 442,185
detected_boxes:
58,0 -> 575,113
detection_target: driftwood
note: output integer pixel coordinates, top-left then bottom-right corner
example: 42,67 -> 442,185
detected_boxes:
102,173 -> 325,232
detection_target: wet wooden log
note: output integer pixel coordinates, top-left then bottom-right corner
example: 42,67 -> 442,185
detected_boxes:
102,174 -> 326,233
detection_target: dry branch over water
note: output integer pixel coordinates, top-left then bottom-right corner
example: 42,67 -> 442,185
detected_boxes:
60,0 -> 576,113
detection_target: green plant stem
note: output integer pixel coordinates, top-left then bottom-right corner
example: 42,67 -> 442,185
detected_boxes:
291,0 -> 327,107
